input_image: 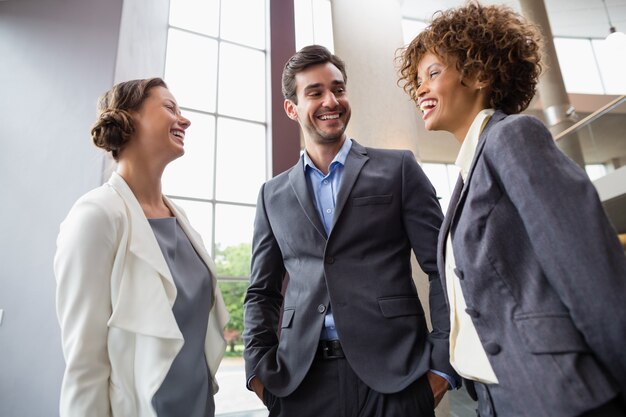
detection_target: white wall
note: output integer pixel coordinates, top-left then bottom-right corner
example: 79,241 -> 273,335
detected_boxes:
0,0 -> 122,415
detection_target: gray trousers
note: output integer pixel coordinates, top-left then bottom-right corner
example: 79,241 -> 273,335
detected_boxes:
263,355 -> 435,417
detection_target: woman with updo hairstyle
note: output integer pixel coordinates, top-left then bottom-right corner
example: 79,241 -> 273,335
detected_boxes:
398,2 -> 626,417
54,78 -> 229,417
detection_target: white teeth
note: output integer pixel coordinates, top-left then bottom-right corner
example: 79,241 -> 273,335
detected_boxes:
319,114 -> 340,120
419,100 -> 437,111
171,131 -> 184,139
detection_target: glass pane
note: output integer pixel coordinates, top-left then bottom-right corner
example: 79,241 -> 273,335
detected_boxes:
447,164 -> 459,191
162,111 -> 215,200
169,199 -> 213,254
295,0 -> 334,52
215,280 -> 265,415
220,0 -> 266,49
218,43 -> 266,122
591,38 -> 626,95
585,164 -> 607,181
215,118 -> 267,204
401,19 -> 427,45
294,0 -> 314,50
554,98 -> 626,182
165,29 -> 218,113
421,163 -> 452,213
214,204 -> 255,274
553,38 -> 603,94
421,163 -> 449,199
311,0 -> 334,52
169,0 -> 219,37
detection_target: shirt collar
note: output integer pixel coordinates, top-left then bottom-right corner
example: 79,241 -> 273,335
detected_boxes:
455,109 -> 495,181
303,138 -> 353,174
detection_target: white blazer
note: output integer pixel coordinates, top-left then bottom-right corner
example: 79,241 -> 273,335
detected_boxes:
54,172 -> 229,417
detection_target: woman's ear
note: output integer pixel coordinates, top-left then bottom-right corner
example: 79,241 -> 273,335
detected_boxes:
476,79 -> 489,91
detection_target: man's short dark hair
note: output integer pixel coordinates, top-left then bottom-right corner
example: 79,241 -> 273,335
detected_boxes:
281,45 -> 347,103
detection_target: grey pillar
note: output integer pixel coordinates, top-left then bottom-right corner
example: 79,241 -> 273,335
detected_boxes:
518,0 -> 585,168
330,0 -> 422,157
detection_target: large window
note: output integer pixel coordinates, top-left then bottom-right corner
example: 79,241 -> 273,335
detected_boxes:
162,0 -> 268,415
294,0 -> 334,51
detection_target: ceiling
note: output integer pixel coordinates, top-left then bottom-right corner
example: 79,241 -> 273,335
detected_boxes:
401,0 -> 626,39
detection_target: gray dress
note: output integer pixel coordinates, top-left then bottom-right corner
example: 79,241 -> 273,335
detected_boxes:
148,217 -> 215,417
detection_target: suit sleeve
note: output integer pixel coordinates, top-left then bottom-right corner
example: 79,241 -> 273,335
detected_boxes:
54,197 -> 120,417
483,115 -> 626,394
400,152 -> 458,382
243,183 -> 286,383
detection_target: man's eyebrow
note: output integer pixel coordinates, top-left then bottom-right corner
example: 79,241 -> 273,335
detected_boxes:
303,83 -> 323,91
303,80 -> 345,91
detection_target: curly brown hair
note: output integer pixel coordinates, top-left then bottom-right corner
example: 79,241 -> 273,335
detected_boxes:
397,2 -> 543,114
91,78 -> 167,160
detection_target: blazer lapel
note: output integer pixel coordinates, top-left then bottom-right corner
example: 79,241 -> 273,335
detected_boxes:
437,175 -> 463,295
288,158 -> 327,239
108,173 -> 177,300
457,111 -> 506,206
437,111 -> 506,292
331,140 -> 369,234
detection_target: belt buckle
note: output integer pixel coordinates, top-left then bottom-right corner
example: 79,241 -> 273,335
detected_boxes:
320,340 -> 343,359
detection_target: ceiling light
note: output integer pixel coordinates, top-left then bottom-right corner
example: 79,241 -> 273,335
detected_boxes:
601,0 -> 626,43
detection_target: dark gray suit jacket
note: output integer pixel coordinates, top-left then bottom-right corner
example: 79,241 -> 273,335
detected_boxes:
244,140 -> 458,397
439,111 -> 626,417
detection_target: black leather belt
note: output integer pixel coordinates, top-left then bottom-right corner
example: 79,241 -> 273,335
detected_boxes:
317,339 -> 344,359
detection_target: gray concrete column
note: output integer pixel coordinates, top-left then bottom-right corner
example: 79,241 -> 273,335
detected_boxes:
330,0 -> 421,158
331,1 -> 450,416
518,0 -> 586,168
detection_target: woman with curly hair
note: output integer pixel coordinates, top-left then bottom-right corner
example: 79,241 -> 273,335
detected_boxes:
398,3 -> 626,417
54,78 -> 229,417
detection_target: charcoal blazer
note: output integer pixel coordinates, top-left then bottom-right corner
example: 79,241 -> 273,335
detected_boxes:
438,111 -> 626,417
244,140 -> 457,397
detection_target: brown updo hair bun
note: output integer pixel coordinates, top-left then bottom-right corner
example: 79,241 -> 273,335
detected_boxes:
90,77 -> 167,160
91,108 -> 134,160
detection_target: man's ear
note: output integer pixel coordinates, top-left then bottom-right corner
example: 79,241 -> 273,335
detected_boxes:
284,99 -> 298,121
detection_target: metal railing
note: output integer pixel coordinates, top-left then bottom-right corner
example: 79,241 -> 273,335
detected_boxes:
555,95 -> 626,141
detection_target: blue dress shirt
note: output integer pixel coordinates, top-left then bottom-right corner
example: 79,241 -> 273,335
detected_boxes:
303,138 -> 353,341
302,138 -> 456,389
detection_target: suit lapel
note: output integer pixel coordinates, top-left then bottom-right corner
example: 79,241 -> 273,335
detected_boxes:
331,141 -> 368,233
288,158 -> 328,239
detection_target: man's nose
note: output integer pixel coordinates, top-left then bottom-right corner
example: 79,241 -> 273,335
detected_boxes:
322,91 -> 339,107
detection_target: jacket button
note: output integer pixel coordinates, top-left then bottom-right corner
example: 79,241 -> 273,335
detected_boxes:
317,304 -> 326,313
484,342 -> 501,355
465,308 -> 480,318
453,267 -> 464,279
325,256 -> 335,264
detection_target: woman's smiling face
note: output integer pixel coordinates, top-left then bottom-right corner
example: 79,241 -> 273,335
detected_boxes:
415,52 -> 488,141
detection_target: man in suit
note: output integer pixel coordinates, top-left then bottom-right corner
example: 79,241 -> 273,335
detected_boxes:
243,45 -> 459,417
